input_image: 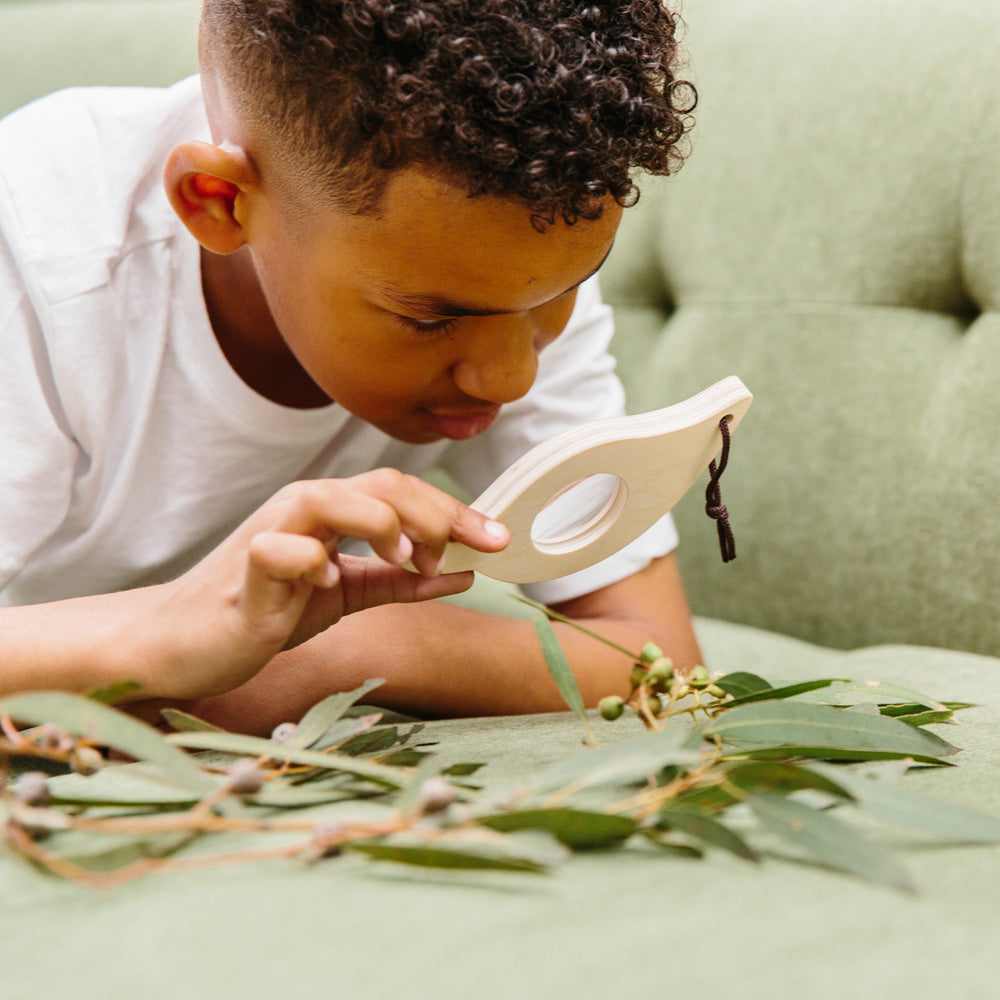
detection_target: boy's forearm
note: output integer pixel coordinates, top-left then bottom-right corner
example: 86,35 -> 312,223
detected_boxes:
0,587 -> 175,698
191,555 -> 703,733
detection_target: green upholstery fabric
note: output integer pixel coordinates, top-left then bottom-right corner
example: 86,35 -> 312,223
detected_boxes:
4,3 -> 1000,996
601,0 -> 1000,656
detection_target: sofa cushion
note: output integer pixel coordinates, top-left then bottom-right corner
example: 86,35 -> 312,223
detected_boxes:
601,0 -> 1000,657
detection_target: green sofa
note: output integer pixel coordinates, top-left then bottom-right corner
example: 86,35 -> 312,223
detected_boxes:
3,1 -> 1000,997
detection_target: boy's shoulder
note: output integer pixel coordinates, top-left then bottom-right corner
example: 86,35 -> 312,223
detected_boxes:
0,76 -> 205,302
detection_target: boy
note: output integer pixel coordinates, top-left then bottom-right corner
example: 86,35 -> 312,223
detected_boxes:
0,0 -> 701,733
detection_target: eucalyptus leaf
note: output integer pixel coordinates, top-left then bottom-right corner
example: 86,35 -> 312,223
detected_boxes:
707,701 -> 959,763
348,829 -> 567,872
159,709 -> 227,734
529,725 -> 701,793
311,713 -> 383,751
724,761 -> 853,800
479,808 -> 638,849
657,809 -> 759,861
738,745 -> 954,765
748,792 -> 916,892
889,710 -> 956,727
532,612 -> 596,743
0,692 -> 214,793
810,765 -> 1000,841
640,830 -> 705,859
287,679 -> 386,750
165,731 -> 407,788
84,680 -> 144,705
714,672 -> 773,698
442,762 -> 485,777
790,680 -> 949,712
46,765 -> 204,808
722,679 -> 847,707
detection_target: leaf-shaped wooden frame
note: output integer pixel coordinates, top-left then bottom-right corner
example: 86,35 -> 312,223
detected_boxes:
440,375 -> 753,583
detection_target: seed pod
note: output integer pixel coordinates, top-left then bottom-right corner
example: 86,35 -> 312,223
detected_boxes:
599,695 -> 626,721
629,665 -> 648,690
643,693 -> 663,717
647,657 -> 675,693
15,771 -> 52,807
270,722 -> 298,744
415,777 -> 456,815
639,642 -> 664,664
70,745 -> 105,776
688,665 -> 711,690
225,758 -> 265,795
705,683 -> 728,699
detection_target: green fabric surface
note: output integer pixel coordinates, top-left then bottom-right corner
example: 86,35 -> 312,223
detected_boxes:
600,0 -> 1000,657
0,0 -> 199,117
4,618 -> 1000,1000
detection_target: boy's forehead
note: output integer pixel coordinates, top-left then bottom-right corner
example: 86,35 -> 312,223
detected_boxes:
337,167 -> 622,285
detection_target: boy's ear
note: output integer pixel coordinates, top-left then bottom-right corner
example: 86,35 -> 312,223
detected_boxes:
163,141 -> 258,254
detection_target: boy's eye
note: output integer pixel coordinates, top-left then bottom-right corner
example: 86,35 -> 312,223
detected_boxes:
393,314 -> 461,338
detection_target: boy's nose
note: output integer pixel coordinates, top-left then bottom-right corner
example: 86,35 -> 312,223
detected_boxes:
450,316 -> 540,404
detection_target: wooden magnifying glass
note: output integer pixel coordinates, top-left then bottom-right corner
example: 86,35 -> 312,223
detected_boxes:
437,375 -> 753,583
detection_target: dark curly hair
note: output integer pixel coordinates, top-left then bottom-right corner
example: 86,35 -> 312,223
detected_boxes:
202,1 -> 695,226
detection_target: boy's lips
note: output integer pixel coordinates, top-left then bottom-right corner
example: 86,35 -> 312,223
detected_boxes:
422,405 -> 502,440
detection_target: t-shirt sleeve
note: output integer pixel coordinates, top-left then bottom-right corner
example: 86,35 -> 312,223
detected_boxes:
442,274 -> 678,606
0,223 -> 77,597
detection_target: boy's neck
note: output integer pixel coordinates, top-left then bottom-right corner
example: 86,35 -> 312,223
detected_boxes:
199,246 -> 332,409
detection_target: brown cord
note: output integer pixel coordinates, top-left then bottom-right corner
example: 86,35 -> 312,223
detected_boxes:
705,416 -> 736,562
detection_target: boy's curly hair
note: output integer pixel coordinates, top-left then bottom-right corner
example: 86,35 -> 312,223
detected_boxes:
203,1 -> 695,226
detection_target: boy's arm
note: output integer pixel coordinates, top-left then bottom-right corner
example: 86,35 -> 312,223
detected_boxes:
187,552 -> 702,734
0,473 -> 510,701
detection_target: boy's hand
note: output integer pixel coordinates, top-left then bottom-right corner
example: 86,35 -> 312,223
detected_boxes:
147,470 -> 509,699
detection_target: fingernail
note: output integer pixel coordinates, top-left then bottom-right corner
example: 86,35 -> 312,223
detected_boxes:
395,534 -> 414,562
483,519 -> 508,540
434,554 -> 447,576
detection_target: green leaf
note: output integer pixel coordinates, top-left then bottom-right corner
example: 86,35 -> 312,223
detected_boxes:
442,762 -> 486,778
165,730 -> 407,788
84,680 -> 144,705
791,680 -> 949,712
339,723 -> 426,757
529,725 -> 702,794
722,679 -> 847,707
348,829 -> 567,873
707,701 -> 959,763
640,830 -> 705,859
286,679 -> 386,750
810,765 -> 1000,842
0,691 -> 214,793
479,808 -> 638,849
748,793 -> 916,893
657,809 -> 759,861
888,710 -> 956,727
714,672 -> 773,698
668,784 -> 742,816
532,612 -> 597,744
724,761 -> 853,800
880,701 -> 972,718
311,713 -> 383,751
159,709 -> 227,734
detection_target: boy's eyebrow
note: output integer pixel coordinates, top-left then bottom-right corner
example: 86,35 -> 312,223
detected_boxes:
379,244 -> 614,317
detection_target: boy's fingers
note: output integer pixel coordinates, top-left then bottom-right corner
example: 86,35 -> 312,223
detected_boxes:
273,481 -> 412,565
246,531 -> 337,601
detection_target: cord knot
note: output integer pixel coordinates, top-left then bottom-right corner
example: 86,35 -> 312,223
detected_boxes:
705,416 -> 737,563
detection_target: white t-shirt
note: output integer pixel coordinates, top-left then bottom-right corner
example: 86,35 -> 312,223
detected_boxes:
0,76 -> 677,609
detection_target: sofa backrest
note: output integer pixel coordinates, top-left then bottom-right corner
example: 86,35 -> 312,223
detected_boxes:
3,0 -> 997,657
0,0 -> 198,117
601,0 -> 1000,656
